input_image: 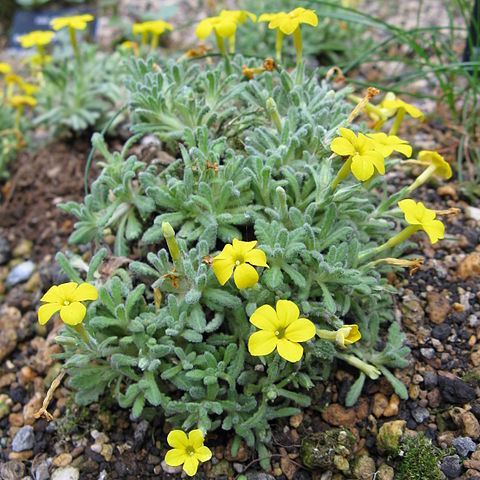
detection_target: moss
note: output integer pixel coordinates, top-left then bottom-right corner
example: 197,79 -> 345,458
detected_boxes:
395,434 -> 449,480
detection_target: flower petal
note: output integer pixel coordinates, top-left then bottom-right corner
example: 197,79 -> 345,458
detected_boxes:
214,20 -> 236,38
38,303 -> 61,325
71,283 -> 98,302
57,282 -> 78,301
195,445 -> 213,462
165,448 -> 186,467
233,263 -> 259,289
368,151 -> 385,175
188,429 -> 204,449
59,302 -> 86,326
275,299 -> 299,328
276,338 -> 304,362
330,137 -> 355,156
40,285 -> 63,303
168,430 -> 189,449
244,248 -> 268,267
284,318 -> 316,342
398,199 -> 418,225
423,219 -> 445,244
196,19 -> 213,39
183,456 -> 199,477
338,127 -> 357,144
232,238 -> 257,256
351,155 -> 375,181
248,330 -> 278,356
212,252 -> 234,286
250,304 -> 279,331
395,143 -> 412,158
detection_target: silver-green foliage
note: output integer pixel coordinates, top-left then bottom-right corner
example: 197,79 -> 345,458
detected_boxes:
34,44 -> 124,135
58,55 -> 409,464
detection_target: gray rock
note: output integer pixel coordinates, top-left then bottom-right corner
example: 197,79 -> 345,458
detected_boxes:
440,455 -> 462,479
420,348 -> 435,359
246,474 -> 275,480
0,460 -> 25,480
133,420 -> 149,449
160,460 -> 181,474
12,425 -> 34,452
452,437 -> 477,457
6,261 -> 36,287
424,371 -> 438,390
51,467 -> 79,480
34,462 -> 50,480
0,236 -> 11,265
412,407 -> 430,423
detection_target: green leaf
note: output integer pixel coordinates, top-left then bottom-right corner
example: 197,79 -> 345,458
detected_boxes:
345,373 -> 366,407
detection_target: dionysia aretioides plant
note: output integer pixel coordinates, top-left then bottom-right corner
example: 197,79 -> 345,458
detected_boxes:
38,8 -> 454,475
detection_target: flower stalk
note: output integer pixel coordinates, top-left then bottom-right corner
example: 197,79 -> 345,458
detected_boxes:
336,352 -> 381,380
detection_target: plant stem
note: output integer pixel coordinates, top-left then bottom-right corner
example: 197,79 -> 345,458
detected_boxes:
69,27 -> 79,58
389,108 -> 405,135
73,323 -> 90,343
275,30 -> 284,62
330,156 -> 353,192
405,164 -> 437,193
293,27 -> 302,66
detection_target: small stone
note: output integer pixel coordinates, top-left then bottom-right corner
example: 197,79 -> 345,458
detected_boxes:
9,450 -> 33,460
376,463 -> 394,480
23,393 -> 43,425
424,371 -> 438,390
5,261 -> 36,287
246,474 -> 275,480
383,394 -> 400,417
51,467 -> 80,480
440,455 -> 462,479
53,453 -> 73,467
34,462 -> 50,480
373,393 -> 389,418
321,404 -> 356,427
0,237 -> 11,265
160,461 -> 181,475
208,459 -> 230,478
353,455 -> 375,480
452,437 -> 477,457
12,240 -> 33,258
290,413 -> 303,428
438,185 -> 457,198
438,376 -> 476,404
24,271 -> 41,293
101,444 -> 113,462
412,407 -> 430,424
133,420 -> 149,449
458,253 -> 480,281
427,290 -> 450,324
0,393 -> 11,419
432,324 -> 451,340
0,460 -> 25,480
466,206 -> 480,222
225,439 -> 248,462
12,426 -> 34,452
280,449 -> 297,480
460,412 -> 480,440
20,366 -> 37,384
0,306 -> 21,362
377,420 -> 406,454
420,348 -> 435,359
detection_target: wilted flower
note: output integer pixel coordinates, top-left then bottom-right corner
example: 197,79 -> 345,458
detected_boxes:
212,238 -> 268,289
248,300 -> 316,362
38,282 -> 98,326
316,324 -> 361,348
164,429 -> 212,477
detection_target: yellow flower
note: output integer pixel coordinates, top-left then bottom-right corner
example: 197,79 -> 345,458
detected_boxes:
248,300 -> 316,363
398,199 -> 445,244
330,127 -> 385,182
18,30 -> 55,48
220,9 -> 256,24
382,97 -> 424,120
164,429 -> 212,477
4,73 -> 24,86
262,8 -> 318,63
212,238 -> 268,289
38,282 -> 98,326
335,325 -> 361,348
368,132 -> 412,158
196,15 -> 237,40
9,95 -> 37,108
0,62 -> 11,74
267,7 -> 318,35
20,83 -> 39,96
418,150 -> 452,179
50,14 -> 94,31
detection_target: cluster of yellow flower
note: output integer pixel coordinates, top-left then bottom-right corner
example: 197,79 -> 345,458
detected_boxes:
330,93 -> 451,252
195,8 -> 318,64
17,14 -> 94,60
0,62 -> 38,130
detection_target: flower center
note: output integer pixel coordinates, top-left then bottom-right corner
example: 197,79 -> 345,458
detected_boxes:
275,328 -> 286,339
186,446 -> 195,456
63,300 -> 70,306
